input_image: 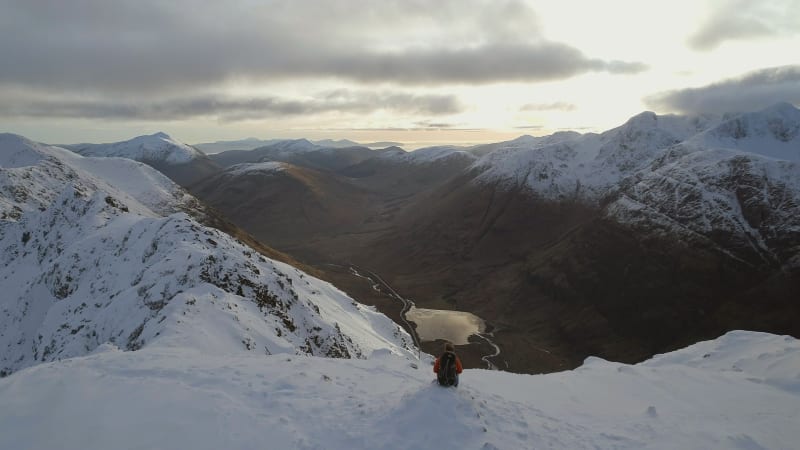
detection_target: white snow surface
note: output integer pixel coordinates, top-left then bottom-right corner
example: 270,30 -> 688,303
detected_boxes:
226,161 -> 286,176
1,331 -> 798,449
687,102 -> 800,162
64,132 -> 204,165
0,133 -> 194,219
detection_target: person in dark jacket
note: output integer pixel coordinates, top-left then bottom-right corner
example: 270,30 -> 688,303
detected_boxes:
433,342 -> 463,386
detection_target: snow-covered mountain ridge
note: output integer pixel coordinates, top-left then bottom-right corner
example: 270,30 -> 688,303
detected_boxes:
470,104 -> 800,267
59,132 -> 223,187
0,134 -> 414,376
63,132 -> 204,165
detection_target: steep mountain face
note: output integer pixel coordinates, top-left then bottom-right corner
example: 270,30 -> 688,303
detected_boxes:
0,134 -> 414,377
63,132 -> 222,187
191,161 -> 375,261
339,145 -> 477,195
192,144 -> 477,261
471,112 -> 719,201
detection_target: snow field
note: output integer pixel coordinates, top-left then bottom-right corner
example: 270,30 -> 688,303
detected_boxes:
0,331 -> 798,450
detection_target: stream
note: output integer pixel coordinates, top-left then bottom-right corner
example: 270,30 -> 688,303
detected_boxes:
349,265 -> 502,370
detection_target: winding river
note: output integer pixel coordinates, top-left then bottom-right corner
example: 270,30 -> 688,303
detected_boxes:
349,265 -> 502,370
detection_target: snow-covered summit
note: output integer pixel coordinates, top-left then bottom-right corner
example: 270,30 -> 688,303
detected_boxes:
687,102 -> 800,161
470,110 -> 720,200
470,104 -> 798,200
0,134 -> 194,220
0,133 -> 54,168
64,132 -> 204,165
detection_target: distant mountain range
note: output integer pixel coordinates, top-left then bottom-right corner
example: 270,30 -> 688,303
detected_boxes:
185,103 -> 800,372
18,102 -> 800,374
194,137 -> 402,154
2,114 -> 799,449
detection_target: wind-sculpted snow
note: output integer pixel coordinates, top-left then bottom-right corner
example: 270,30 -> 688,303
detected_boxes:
0,135 -> 414,376
64,132 -> 203,165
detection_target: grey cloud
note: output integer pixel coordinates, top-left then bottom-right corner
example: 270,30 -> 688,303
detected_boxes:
0,91 -> 464,121
520,102 -> 577,111
687,0 -> 800,50
644,65 -> 800,114
0,0 -> 646,94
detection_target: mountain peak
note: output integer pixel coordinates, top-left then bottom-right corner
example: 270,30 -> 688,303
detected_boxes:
0,133 -> 59,168
759,101 -> 800,117
0,132 -> 30,147
66,133 -> 202,165
622,111 -> 659,128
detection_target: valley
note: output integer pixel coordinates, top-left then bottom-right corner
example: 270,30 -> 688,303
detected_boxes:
13,103 -> 797,375
183,103 -> 800,374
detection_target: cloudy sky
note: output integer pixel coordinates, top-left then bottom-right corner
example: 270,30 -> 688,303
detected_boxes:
1,0 -> 799,146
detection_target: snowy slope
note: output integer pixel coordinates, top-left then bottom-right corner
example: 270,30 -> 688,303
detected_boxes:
467,104 -> 800,265
471,112 -> 718,200
687,102 -> 800,161
606,147 -> 800,265
0,133 -> 194,220
63,132 -> 204,165
0,134 -> 414,376
0,331 -> 797,449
